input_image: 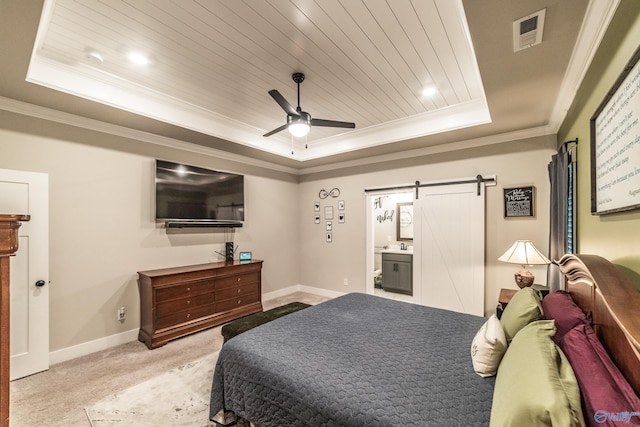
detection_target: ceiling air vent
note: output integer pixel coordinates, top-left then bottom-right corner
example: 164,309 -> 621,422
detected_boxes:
513,8 -> 546,52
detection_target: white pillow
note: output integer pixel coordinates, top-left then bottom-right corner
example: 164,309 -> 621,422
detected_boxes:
471,314 -> 508,377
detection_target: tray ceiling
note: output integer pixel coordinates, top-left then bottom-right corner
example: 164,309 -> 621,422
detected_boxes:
0,0 -> 620,170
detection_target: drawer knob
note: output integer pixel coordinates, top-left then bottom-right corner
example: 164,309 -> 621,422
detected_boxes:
237,300 -> 241,305
187,287 -> 191,292
237,288 -> 241,293
187,300 -> 190,305
186,313 -> 191,318
237,277 -> 241,282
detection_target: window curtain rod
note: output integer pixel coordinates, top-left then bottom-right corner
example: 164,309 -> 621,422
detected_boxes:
364,175 -> 496,199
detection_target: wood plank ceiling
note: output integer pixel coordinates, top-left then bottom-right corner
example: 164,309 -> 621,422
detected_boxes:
1,0 -> 615,169
29,0 -> 488,161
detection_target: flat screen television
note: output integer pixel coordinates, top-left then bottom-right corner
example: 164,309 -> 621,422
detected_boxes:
155,160 -> 244,226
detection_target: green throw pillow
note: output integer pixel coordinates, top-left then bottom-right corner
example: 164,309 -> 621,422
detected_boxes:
499,287 -> 543,343
490,320 -> 585,427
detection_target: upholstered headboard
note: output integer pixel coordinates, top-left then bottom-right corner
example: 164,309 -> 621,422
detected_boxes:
556,254 -> 640,396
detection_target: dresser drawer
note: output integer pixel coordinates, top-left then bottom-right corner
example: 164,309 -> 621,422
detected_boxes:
216,292 -> 261,312
155,280 -> 214,302
216,282 -> 260,301
156,292 -> 215,317
215,272 -> 260,290
156,303 -> 215,330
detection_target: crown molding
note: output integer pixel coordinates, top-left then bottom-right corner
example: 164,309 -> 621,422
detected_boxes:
0,96 -> 299,175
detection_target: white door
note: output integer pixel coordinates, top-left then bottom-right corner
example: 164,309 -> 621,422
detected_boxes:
0,168 -> 49,380
413,182 -> 484,316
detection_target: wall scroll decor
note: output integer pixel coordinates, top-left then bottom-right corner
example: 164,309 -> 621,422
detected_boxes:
504,186 -> 535,217
590,44 -> 640,214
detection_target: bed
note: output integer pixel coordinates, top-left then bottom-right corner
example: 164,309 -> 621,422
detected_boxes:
210,254 -> 640,426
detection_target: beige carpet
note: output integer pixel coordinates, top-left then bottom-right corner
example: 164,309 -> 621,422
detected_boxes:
85,351 -> 219,426
10,292 -> 330,426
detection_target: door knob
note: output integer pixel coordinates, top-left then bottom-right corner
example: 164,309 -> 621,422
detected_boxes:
35,280 -> 46,287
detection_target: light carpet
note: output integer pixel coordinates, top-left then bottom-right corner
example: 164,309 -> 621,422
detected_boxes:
85,351 -> 219,427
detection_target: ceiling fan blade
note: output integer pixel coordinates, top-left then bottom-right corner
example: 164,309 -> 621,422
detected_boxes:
268,89 -> 298,116
263,123 -> 288,137
311,118 -> 356,129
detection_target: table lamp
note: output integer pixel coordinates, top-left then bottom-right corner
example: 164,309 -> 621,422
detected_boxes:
498,240 -> 551,288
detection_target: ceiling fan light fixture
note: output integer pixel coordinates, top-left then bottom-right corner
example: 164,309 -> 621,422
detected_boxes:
288,122 -> 310,137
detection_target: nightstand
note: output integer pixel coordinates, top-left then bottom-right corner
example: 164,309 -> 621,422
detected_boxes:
496,285 -> 550,319
497,288 -> 518,319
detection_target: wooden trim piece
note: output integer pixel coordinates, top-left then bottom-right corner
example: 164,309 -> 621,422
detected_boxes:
0,215 -> 30,427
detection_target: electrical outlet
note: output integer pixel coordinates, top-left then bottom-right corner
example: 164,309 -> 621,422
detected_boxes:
118,306 -> 126,321
343,278 -> 349,287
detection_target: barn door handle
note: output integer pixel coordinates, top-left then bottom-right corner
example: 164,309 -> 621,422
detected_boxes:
35,280 -> 46,287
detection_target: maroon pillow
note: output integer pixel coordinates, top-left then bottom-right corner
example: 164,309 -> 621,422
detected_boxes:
559,323 -> 640,427
542,291 -> 589,343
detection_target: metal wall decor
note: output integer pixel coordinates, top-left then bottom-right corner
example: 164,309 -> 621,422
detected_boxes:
319,188 -> 340,199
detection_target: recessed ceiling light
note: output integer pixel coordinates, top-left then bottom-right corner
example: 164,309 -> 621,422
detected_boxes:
127,51 -> 150,66
85,49 -> 103,64
422,86 -> 438,97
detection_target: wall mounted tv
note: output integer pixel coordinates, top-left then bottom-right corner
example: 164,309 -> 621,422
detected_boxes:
155,160 -> 244,227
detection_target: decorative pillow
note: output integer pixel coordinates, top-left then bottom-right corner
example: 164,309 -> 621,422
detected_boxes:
499,287 -> 544,343
559,323 -> 640,427
471,314 -> 508,377
542,291 -> 590,344
490,320 -> 585,427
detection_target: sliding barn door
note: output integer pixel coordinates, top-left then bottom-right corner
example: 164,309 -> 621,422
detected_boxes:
414,182 -> 484,316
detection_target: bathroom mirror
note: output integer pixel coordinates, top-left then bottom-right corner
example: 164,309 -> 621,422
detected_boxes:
397,202 -> 413,241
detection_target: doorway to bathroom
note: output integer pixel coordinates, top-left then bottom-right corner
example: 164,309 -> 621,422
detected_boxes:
365,177 -> 490,316
369,191 -> 415,303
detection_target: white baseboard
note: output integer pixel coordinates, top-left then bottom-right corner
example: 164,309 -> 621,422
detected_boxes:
49,328 -> 139,366
50,285 -> 344,365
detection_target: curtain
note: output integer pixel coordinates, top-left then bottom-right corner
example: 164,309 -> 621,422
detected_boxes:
547,144 -> 572,291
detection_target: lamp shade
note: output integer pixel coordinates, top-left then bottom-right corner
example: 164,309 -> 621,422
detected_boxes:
498,240 -> 551,267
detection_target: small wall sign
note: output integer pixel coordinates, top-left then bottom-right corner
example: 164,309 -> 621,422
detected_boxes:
504,186 -> 535,218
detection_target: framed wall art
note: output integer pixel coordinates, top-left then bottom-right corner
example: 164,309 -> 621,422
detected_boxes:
504,186 -> 535,218
590,44 -> 640,214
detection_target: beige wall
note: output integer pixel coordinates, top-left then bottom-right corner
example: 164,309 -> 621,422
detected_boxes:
299,135 -> 556,316
4,1 -> 638,355
558,0 -> 640,280
0,110 -> 300,352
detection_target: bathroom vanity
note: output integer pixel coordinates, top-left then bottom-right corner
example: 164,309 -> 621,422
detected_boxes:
381,249 -> 413,295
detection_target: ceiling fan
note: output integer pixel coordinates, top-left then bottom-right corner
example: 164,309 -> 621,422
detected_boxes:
263,72 -> 356,138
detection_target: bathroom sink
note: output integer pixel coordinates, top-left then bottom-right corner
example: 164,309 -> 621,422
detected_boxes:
381,249 -> 413,254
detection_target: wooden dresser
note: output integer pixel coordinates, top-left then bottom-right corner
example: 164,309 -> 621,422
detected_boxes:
137,260 -> 263,349
0,215 -> 29,427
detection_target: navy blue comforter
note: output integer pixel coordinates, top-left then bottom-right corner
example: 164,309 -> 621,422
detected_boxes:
210,293 -> 495,426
